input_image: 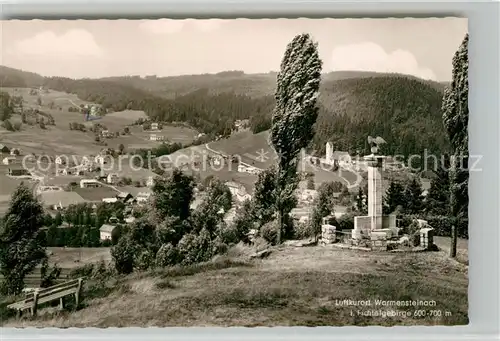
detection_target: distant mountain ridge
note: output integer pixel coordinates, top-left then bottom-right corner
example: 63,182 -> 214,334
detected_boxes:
0,65 -> 451,157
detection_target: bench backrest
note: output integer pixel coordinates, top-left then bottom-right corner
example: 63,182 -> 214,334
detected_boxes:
8,278 -> 83,311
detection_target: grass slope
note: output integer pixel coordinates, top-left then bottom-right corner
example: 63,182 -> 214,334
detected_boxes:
2,245 -> 468,327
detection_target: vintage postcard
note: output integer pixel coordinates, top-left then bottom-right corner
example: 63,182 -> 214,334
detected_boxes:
0,18 -> 468,327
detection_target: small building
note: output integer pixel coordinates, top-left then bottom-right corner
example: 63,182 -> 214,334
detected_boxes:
117,192 -> 134,203
102,197 -> 118,203
146,176 -> 156,187
0,144 -> 11,154
39,191 -> 87,210
55,156 -> 66,165
94,155 -> 105,165
150,122 -> 159,131
80,179 -> 101,188
7,168 -> 30,177
99,224 -> 116,241
149,134 -> 165,141
107,173 -> 119,184
2,156 -> 16,165
124,216 -> 136,224
10,148 -> 21,156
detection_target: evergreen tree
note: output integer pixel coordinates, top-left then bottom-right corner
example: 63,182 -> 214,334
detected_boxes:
270,33 -> 322,244
0,183 -> 47,295
252,167 -> 277,225
152,168 -> 195,221
384,180 -> 405,214
425,154 -> 451,215
355,186 -> 368,214
403,178 -> 424,214
442,33 -> 469,257
311,181 -> 337,239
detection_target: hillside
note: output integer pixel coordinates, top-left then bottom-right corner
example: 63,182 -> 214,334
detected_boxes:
0,66 -> 450,157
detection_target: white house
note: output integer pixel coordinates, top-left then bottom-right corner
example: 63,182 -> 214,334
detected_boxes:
146,176 -> 155,187
99,224 -> 116,241
10,148 -> 21,156
80,179 -> 101,188
2,156 -> 16,165
332,151 -> 352,167
55,156 -> 66,165
107,173 -> 119,184
149,134 -> 165,141
94,155 -> 105,165
151,122 -> 159,131
102,197 -> 118,203
225,181 -> 252,202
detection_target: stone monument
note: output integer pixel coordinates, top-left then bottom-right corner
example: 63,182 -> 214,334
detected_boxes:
351,136 -> 398,249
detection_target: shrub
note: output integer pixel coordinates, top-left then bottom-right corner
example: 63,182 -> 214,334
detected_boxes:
111,236 -> 136,274
69,263 -> 95,279
425,215 -> 468,238
260,220 -> 278,244
217,222 -> 240,245
177,229 -> 214,265
135,249 -> 155,271
337,213 -> 355,230
39,258 -> 61,288
294,221 -> 315,239
211,236 -> 229,255
155,243 -> 180,267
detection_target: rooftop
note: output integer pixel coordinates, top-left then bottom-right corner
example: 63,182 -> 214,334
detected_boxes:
99,224 -> 116,233
73,186 -> 120,202
39,191 -> 87,207
120,186 -> 153,197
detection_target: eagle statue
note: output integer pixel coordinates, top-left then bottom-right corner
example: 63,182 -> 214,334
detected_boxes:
367,136 -> 386,155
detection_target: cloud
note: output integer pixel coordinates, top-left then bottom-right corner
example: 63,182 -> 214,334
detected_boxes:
139,19 -> 223,34
330,42 -> 436,80
9,29 -> 104,58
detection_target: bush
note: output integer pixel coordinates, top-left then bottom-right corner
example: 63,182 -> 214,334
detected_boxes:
260,220 -> 278,244
111,236 -> 136,274
337,213 -> 355,230
294,221 -> 315,239
177,229 -> 214,265
217,222 -> 240,245
211,236 -> 229,255
135,249 -> 155,271
155,243 -> 180,267
425,215 -> 468,238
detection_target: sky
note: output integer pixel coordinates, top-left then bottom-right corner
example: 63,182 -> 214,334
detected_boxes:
0,18 -> 467,81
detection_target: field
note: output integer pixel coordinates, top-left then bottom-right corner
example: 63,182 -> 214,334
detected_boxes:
0,87 -> 200,156
0,87 -> 200,201
4,243 -> 468,327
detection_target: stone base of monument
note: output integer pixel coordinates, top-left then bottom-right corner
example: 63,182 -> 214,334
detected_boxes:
370,231 -> 388,251
321,224 -> 337,245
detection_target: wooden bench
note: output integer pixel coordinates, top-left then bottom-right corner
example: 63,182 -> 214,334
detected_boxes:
7,278 -> 84,317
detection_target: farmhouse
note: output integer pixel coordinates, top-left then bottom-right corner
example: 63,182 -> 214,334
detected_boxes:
7,168 -> 30,177
107,173 -> 119,184
325,142 -> 352,167
149,134 -> 165,141
80,179 -> 101,188
39,191 -> 87,210
225,181 -> 252,202
99,224 -> 116,241
2,156 -> 16,165
10,148 -> 21,156
74,186 -> 120,202
0,144 -> 11,154
117,192 -> 134,203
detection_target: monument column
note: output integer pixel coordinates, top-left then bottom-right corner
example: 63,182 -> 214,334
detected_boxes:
365,155 -> 384,230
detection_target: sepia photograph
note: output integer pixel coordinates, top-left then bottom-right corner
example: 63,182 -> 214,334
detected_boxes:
0,18 -> 469,327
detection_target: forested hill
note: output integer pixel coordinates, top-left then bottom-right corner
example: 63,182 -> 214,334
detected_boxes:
0,65 -> 450,156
